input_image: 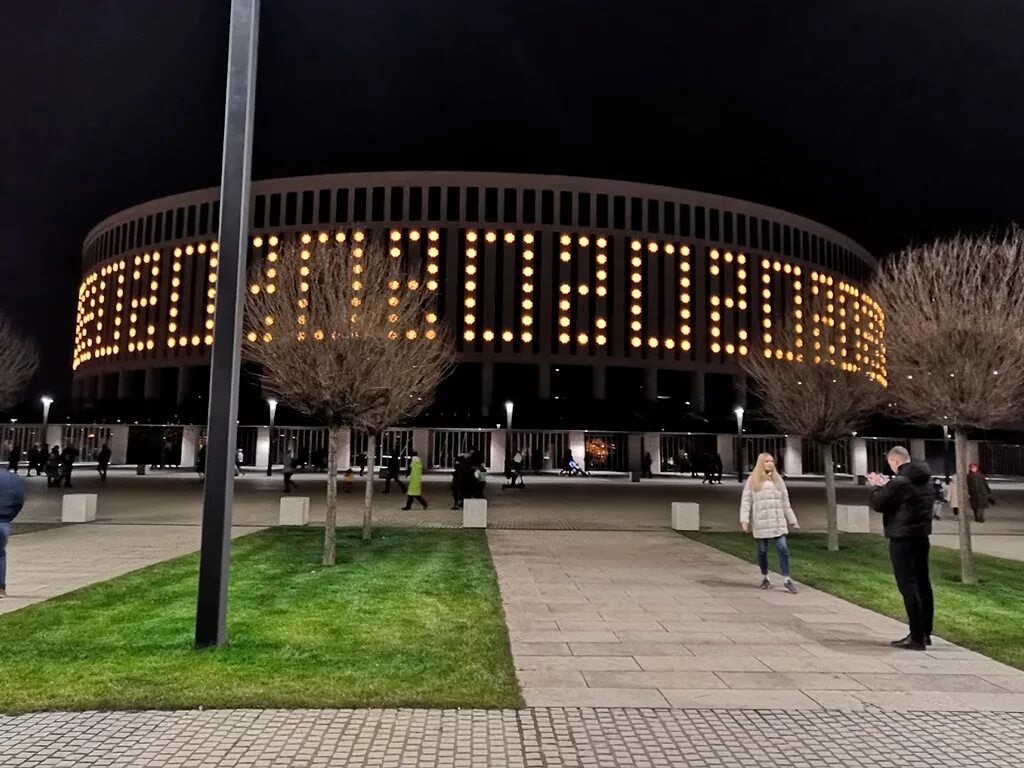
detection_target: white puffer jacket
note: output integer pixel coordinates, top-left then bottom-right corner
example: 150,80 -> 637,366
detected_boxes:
740,478 -> 798,539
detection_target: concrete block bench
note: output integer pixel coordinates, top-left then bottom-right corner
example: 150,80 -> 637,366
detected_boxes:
279,496 -> 310,526
462,498 -> 487,529
837,504 -> 871,533
671,502 -> 700,531
62,494 -> 97,523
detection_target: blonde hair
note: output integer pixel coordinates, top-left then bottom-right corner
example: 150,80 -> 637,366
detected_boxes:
748,452 -> 784,492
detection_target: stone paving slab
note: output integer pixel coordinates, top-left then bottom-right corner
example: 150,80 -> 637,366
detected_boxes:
3,708 -> 1024,767
489,530 -> 1024,712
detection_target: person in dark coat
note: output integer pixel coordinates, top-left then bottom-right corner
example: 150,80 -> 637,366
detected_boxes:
356,452 -> 367,477
641,451 -> 654,479
283,451 -> 300,493
59,445 -> 79,488
451,454 -> 474,509
868,445 -> 935,651
7,445 -> 21,474
45,446 -> 61,488
383,453 -> 406,494
96,443 -> 112,483
195,442 -> 207,480
711,452 -> 724,484
26,445 -> 42,477
966,463 -> 993,523
0,468 -> 26,598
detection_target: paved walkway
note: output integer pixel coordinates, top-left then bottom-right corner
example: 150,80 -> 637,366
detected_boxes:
0,523 -> 261,615
2,708 -> 1023,767
489,530 -> 1024,712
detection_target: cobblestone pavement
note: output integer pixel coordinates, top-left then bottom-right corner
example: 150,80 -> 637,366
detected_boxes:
490,530 -> 1024,711
2,707 -> 1023,767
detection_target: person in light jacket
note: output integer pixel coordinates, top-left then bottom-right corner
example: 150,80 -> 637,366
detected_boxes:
401,450 -> 428,510
740,452 -> 800,593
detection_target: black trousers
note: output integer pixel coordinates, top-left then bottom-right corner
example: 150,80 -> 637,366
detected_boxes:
889,537 -> 934,642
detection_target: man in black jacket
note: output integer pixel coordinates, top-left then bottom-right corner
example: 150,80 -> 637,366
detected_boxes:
868,446 -> 936,651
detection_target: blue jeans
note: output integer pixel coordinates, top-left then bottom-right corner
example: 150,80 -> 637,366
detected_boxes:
757,535 -> 790,578
0,521 -> 10,589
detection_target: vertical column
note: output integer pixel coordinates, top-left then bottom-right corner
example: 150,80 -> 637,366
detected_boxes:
489,429 -> 506,473
254,427 -> 270,469
851,438 -> 868,477
592,364 -> 606,400
644,433 -> 662,475
967,440 -> 980,468
95,374 -> 107,400
336,427 -> 352,470
412,429 -> 431,466
644,367 -> 658,401
110,424 -> 130,465
144,367 -> 159,399
538,363 -> 551,400
46,425 -> 63,450
481,361 -> 494,415
910,438 -> 926,461
732,373 -> 748,408
689,371 -> 705,411
784,436 -> 803,477
569,431 -> 586,470
628,433 -> 644,477
177,365 -> 192,404
717,434 -> 736,474
180,425 -> 201,469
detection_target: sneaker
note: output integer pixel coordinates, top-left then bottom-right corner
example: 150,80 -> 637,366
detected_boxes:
784,580 -> 798,594
759,578 -> 771,590
890,635 -> 926,651
0,588 -> 6,598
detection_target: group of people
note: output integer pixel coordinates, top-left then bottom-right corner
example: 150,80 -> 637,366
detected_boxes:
931,465 -> 993,523
7,443 -> 89,488
741,445 -> 982,651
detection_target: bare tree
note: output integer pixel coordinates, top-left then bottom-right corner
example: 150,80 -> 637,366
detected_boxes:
0,314 -> 39,413
244,235 -> 455,564
871,229 -> 1024,584
741,290 -> 885,551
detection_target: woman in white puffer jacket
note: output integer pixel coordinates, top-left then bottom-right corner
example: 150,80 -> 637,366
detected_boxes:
740,452 -> 800,593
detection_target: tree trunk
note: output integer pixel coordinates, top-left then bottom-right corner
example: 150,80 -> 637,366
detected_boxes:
323,426 -> 341,566
954,430 -> 977,584
822,441 -> 839,552
362,432 -> 376,540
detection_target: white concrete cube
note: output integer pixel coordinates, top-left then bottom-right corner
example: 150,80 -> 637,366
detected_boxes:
62,494 -> 97,523
671,502 -> 700,531
278,496 -> 310,526
837,504 -> 871,533
462,498 -> 487,529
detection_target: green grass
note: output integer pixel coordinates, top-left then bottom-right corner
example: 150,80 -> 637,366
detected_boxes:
687,532 -> 1024,671
0,528 -> 521,714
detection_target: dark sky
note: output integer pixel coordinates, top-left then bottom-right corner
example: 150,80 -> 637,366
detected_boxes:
2,0 -> 1022,407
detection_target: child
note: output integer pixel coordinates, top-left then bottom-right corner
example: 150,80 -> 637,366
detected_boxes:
342,468 -> 354,493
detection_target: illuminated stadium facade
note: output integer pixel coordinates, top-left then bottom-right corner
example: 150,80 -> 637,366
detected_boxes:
72,172 -> 884,425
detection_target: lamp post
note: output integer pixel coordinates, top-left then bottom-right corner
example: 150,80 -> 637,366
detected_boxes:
195,0 -> 260,649
504,400 -> 514,471
266,398 -> 278,476
734,406 -> 745,483
41,396 -> 53,446
942,424 -> 951,482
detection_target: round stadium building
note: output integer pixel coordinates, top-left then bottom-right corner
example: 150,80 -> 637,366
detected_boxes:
72,171 -> 883,429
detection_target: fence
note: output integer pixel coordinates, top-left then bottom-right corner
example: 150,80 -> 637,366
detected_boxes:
583,432 -> 629,472
430,429 -> 491,469
801,438 -> 852,475
659,434 -> 718,474
742,435 -> 787,474
350,429 -> 415,469
980,443 -> 1024,477
510,430 -> 570,472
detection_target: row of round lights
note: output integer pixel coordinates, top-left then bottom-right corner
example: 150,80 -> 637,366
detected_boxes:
708,249 -> 749,357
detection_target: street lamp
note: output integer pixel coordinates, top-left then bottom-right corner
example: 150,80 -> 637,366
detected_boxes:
266,398 -> 278,476
41,396 -> 53,445
942,424 -> 951,482
734,406 -> 745,483
504,400 -> 514,430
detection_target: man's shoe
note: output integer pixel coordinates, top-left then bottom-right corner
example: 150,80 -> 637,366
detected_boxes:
759,578 -> 771,590
890,635 -> 927,651
925,635 -> 932,646
784,580 -> 798,594
0,588 -> 6,598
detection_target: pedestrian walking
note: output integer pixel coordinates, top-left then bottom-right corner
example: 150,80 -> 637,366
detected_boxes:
740,452 -> 800,593
342,468 -> 354,493
641,451 -> 654,479
711,452 -> 724,484
7,445 -> 22,474
0,468 -> 26,598
868,445 -> 935,651
195,441 -> 207,480
401,450 -> 428,510
511,450 -> 525,488
26,445 -> 42,477
235,447 -> 245,476
45,446 -> 61,487
59,444 -> 78,488
283,451 -> 300,492
96,443 -> 112,483
966,463 -> 993,523
357,452 -> 367,477
384,452 -> 406,494
451,454 -> 474,509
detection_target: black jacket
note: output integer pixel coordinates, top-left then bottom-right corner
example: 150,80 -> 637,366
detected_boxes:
869,461 -> 935,539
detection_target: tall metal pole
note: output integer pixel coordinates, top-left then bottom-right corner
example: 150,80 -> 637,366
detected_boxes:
195,0 -> 260,648
266,398 -> 277,476
735,407 -> 745,484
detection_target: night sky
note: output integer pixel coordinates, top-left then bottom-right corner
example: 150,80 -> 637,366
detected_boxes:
2,1 -> 1022,412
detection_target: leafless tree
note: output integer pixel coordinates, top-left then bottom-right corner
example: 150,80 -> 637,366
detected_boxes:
0,314 -> 39,413
244,235 -> 455,564
871,228 -> 1024,584
742,290 -> 885,551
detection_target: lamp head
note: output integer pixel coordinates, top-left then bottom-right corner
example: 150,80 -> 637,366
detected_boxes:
267,398 -> 278,409
41,396 -> 53,406
734,406 -> 744,418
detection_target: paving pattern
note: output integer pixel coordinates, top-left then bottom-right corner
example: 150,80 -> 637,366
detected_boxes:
2,708 -> 1023,767
489,530 -> 1024,712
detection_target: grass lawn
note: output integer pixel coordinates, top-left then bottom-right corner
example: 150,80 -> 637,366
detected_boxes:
688,532 -> 1024,671
0,528 -> 521,714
